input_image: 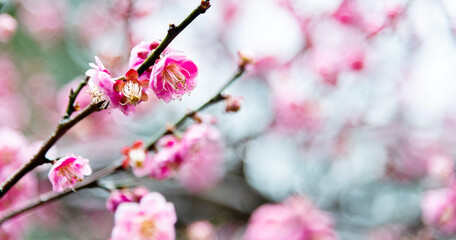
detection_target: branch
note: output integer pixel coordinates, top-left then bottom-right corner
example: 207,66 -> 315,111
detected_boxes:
63,76 -> 89,119
136,0 -> 211,76
0,64 -> 246,225
0,101 -> 106,199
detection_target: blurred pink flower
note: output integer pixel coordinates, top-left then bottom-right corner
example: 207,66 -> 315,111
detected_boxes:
149,135 -> 182,180
187,220 -> 216,240
150,50 -> 198,103
426,154 -> 455,185
0,14 -> 17,43
48,154 -> 92,192
18,0 -> 66,43
332,0 -> 364,29
422,187 -> 456,235
0,128 -> 37,239
225,95 -> 243,113
106,186 -> 150,213
244,195 -> 336,240
111,192 -> 177,240
122,140 -> 154,177
177,123 -> 224,193
273,97 -> 323,134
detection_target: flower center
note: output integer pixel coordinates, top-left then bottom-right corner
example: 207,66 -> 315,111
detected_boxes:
163,63 -> 189,91
88,82 -> 105,104
140,218 -> 157,238
122,81 -> 142,105
58,165 -> 82,185
129,148 -> 146,168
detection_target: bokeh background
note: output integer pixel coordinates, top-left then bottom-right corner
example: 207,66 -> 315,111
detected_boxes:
2,0 -> 456,239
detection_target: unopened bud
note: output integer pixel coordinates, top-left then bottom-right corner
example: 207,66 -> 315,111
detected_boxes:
237,49 -> 254,68
225,95 -> 243,113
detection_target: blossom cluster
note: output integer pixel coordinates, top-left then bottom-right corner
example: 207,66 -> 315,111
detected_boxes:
122,121 -> 224,193
86,41 -> 198,115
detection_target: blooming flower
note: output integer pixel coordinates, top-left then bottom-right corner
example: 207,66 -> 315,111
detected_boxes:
106,187 -> 150,213
48,155 -> 92,192
122,140 -> 154,177
111,192 -> 177,240
177,123 -> 224,193
149,135 -> 182,180
85,56 -> 116,106
421,187 -> 456,234
150,50 -> 198,103
244,195 -> 336,240
113,69 -> 149,106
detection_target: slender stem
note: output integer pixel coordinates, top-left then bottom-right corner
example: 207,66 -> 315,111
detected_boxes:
136,0 -> 211,76
0,101 -> 106,199
63,76 -> 89,119
0,64 -> 246,224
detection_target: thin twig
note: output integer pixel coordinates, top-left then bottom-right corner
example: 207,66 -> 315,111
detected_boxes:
136,0 -> 211,76
63,76 -> 89,119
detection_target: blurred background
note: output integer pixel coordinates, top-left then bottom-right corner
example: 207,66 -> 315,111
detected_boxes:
2,0 -> 456,239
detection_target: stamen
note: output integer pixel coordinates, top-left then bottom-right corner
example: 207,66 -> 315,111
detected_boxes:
122,81 -> 143,105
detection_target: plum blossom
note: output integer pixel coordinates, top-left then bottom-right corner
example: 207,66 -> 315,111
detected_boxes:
150,49 -> 198,103
111,192 -> 177,240
149,135 -> 182,180
244,195 -> 336,240
106,187 -> 150,213
421,187 -> 456,234
186,220 -> 216,240
122,140 -> 154,177
225,95 -> 243,113
48,155 -> 92,192
113,69 -> 149,107
86,56 -> 116,106
0,14 -> 17,43
177,123 -> 224,193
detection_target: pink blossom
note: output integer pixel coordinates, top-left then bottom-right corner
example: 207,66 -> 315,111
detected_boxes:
86,56 -> 116,105
149,135 -> 182,180
122,141 -> 154,177
106,187 -> 150,213
332,0 -> 364,29
186,220 -> 216,240
111,192 -> 177,240
273,97 -> 323,134
113,69 -> 149,107
421,187 -> 456,234
244,195 -> 336,240
426,154 -> 455,184
0,14 -> 17,43
150,50 -> 198,103
129,41 -> 160,81
0,128 -> 31,176
48,154 -> 92,192
177,123 -> 224,193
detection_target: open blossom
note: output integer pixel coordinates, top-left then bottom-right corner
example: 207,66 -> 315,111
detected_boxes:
48,155 -> 92,192
111,192 -> 177,240
244,195 -> 336,240
86,56 -> 116,105
177,123 -> 224,193
150,50 -> 198,103
421,187 -> 456,234
114,69 -> 149,106
149,135 -> 182,180
106,186 -> 150,213
122,140 -> 154,177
